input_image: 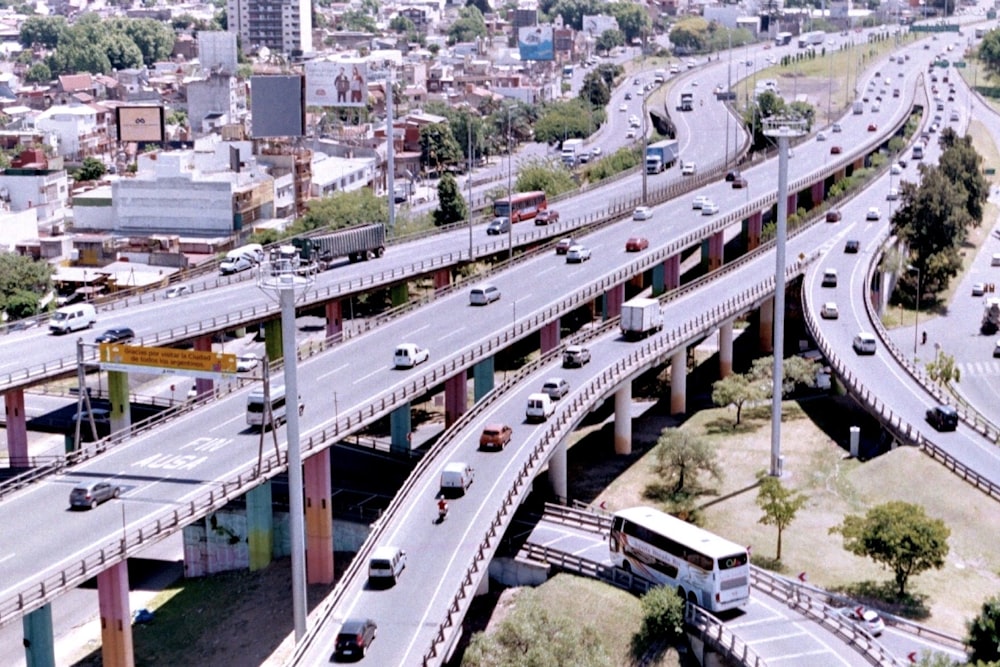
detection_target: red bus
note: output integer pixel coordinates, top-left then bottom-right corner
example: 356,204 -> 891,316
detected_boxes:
493,191 -> 548,223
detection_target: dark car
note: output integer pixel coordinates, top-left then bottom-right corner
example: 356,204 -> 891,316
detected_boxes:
844,239 -> 860,254
830,145 -> 842,154
534,209 -> 560,225
926,405 -> 958,432
731,176 -> 748,189
825,209 -> 842,222
69,481 -> 121,510
724,169 -> 740,182
95,327 -> 135,344
334,617 -> 377,660
867,123 -> 878,132
486,217 -> 510,235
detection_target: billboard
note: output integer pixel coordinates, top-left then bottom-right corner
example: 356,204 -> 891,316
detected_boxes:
305,59 -> 368,108
99,344 -> 237,378
116,106 -> 165,143
582,15 -> 619,38
250,75 -> 305,138
518,25 -> 554,61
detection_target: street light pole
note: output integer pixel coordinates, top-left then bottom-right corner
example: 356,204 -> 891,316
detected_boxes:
764,117 -> 806,478
507,104 -> 513,260
909,265 -> 921,359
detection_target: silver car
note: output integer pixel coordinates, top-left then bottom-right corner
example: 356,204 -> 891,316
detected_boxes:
69,481 -> 121,510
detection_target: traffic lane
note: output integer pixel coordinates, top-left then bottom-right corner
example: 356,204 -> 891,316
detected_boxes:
526,521 -> 609,563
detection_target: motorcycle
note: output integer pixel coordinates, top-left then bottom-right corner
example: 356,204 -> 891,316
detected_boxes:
437,502 -> 449,523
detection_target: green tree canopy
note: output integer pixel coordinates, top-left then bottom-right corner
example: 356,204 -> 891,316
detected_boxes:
513,157 -> 577,198
607,2 -> 651,43
297,189 -> 387,233
596,29 -> 625,54
936,128 -> 988,223
24,62 -> 51,84
447,5 -> 486,45
579,69 -> 611,107
651,428 -> 722,496
533,98 -> 600,144
462,586 -> 612,666
636,586 -> 686,650
19,16 -> 67,49
433,173 -> 467,227
0,254 -> 52,319
979,30 -> 1000,76
830,501 -> 950,598
419,122 -> 463,173
756,474 -> 807,561
711,373 -> 764,425
669,17 -> 709,52
967,595 -> 1000,664
75,157 -> 106,181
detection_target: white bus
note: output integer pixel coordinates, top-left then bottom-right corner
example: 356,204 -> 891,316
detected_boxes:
609,506 -> 751,612
246,385 -> 303,429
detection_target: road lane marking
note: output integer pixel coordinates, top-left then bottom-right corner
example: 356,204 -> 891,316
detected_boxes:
317,363 -> 349,381
353,368 -> 384,384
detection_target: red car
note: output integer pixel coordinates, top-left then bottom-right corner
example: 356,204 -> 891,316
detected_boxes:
867,123 -> 878,132
830,145 -> 842,154
534,209 -> 560,225
731,176 -> 748,189
555,237 -> 574,254
625,236 -> 649,252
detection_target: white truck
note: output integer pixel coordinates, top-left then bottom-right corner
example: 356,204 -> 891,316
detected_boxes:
653,69 -> 666,83
982,298 -> 1000,334
852,100 -> 864,115
561,138 -> 584,166
798,31 -> 824,48
620,297 -> 664,340
645,140 -> 680,174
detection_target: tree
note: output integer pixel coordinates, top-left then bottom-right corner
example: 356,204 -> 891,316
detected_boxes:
967,595 -> 1000,664
418,122 -> 463,173
579,69 -> 610,108
462,586 -> 612,666
24,63 -> 51,84
433,173 -> 467,227
19,16 -> 67,49
756,474 -> 807,561
830,501 -> 950,598
979,30 -> 1000,77
338,9 -> 378,33
925,348 -> 960,387
75,157 -> 106,182
446,5 -> 486,45
513,157 -> 577,198
651,428 -> 722,496
607,2 -> 651,43
748,355 -> 818,396
534,99 -> 600,144
0,254 -> 52,319
388,15 -> 415,34
103,32 -> 144,71
668,17 -> 708,52
636,585 -> 685,650
595,29 -> 624,54
937,129 -> 988,223
117,17 -> 175,65
297,189 -> 387,232
712,373 -> 765,425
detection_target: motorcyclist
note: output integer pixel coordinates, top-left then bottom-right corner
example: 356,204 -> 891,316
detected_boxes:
437,498 -> 449,519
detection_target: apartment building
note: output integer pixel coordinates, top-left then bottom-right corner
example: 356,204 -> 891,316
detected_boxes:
227,0 -> 313,56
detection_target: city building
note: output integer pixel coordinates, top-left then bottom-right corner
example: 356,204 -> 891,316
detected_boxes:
227,0 -> 313,57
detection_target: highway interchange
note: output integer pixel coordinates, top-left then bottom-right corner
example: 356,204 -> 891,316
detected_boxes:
2,17 -> 1000,667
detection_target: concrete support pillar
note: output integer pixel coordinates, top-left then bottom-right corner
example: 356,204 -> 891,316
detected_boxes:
97,561 -> 134,667
433,268 -> 451,291
661,253 -> 681,294
390,403 -> 412,453
602,283 -> 625,320
473,358 -> 495,402
787,192 -> 797,217
670,349 -> 687,416
22,603 -> 55,667
719,320 -> 734,378
811,180 -> 824,207
4,388 -> 28,466
304,449 -> 334,584
759,297 -> 775,353
444,373 -> 467,427
263,320 -> 282,362
390,283 -> 409,307
107,370 -> 131,434
746,211 -> 763,250
325,299 -> 343,342
246,481 -> 273,571
706,230 -> 724,271
547,440 -> 567,503
613,385 -> 632,455
539,320 -> 560,354
192,335 -> 215,398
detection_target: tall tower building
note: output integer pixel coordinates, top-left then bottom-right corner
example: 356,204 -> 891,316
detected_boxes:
227,0 -> 313,57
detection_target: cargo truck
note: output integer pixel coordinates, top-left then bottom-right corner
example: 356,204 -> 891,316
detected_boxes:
561,138 -> 584,166
679,92 -> 694,112
852,100 -> 864,115
982,298 -> 1000,334
798,31 -> 824,48
645,139 -> 680,174
292,223 -> 386,269
620,297 -> 664,340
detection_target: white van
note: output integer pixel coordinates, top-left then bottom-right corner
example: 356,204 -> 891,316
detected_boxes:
992,253 -> 1000,267
440,461 -> 474,496
852,332 -> 877,355
50,304 -> 97,334
393,343 -> 429,368
246,385 -> 303,429
469,284 -> 501,306
525,392 -> 555,422
368,546 -> 407,586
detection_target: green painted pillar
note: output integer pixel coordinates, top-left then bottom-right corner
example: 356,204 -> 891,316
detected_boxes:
701,237 -> 711,272
390,283 -> 409,307
106,370 -> 131,432
23,603 -> 55,667
246,482 -> 273,571
390,404 -> 411,453
473,358 -> 495,402
651,263 -> 665,295
264,319 -> 283,362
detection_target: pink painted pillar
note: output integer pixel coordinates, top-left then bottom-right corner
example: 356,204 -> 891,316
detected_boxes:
97,561 -> 134,667
604,283 -> 625,319
433,268 -> 451,291
325,300 -> 343,341
663,254 -> 681,290
811,180 -> 824,207
304,449 -> 334,584
786,193 -> 797,217
444,373 -> 467,427
192,335 -> 213,397
540,320 -> 560,353
708,230 -> 724,271
4,389 -> 28,465
747,211 -> 763,250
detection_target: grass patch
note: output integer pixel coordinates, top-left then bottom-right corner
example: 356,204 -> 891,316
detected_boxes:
593,398 -> 1000,636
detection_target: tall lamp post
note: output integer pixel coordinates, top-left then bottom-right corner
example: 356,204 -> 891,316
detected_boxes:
763,117 -> 806,478
507,104 -> 513,260
908,265 -> 921,359
257,254 -> 314,641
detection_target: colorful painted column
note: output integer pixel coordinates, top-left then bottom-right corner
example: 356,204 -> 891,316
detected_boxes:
263,320 -> 282,362
745,211 -> 763,250
246,481 -> 273,571
759,297 -> 774,353
390,404 -> 411,453
702,230 -> 724,271
444,373 -> 467,427
106,370 -> 131,433
539,320 -> 560,354
193,334 -> 215,397
719,320 -> 734,378
811,180 -> 825,207
304,449 -> 334,584
4,388 -> 28,465
22,603 -> 55,667
325,300 -> 343,341
390,283 -> 409,307
613,386 -> 631,455
602,283 -> 625,320
97,561 -> 134,667
433,268 -> 451,291
670,349 -> 687,415
787,192 -> 797,217
473,358 -> 494,401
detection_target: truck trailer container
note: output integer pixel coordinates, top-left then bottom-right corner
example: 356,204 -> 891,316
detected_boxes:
293,223 -> 386,269
620,297 -> 664,340
645,140 -> 680,174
